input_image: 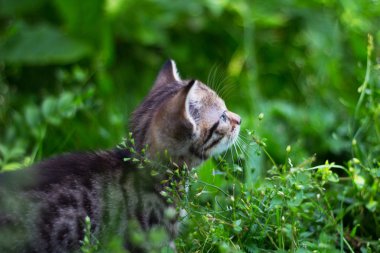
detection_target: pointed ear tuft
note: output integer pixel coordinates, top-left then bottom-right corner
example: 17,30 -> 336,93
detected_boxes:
169,60 -> 181,81
154,59 -> 181,88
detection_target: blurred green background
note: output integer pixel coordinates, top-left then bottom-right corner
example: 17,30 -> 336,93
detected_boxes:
1,0 -> 380,251
1,0 -> 379,165
0,0 -> 380,164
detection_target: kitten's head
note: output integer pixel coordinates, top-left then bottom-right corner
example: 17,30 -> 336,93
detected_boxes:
131,60 -> 241,168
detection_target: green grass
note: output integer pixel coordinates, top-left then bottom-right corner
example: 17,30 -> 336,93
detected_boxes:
175,36 -> 380,252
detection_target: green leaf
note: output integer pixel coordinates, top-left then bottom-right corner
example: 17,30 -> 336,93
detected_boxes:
350,224 -> 360,237
269,196 -> 283,209
0,23 -> 91,64
233,219 -> 242,233
42,97 -> 61,125
366,200 -> 378,212
2,162 -> 23,172
58,92 -> 76,117
41,97 -> 56,118
353,174 -> 365,188
25,104 -> 41,127
327,172 -> 339,183
288,191 -> 304,207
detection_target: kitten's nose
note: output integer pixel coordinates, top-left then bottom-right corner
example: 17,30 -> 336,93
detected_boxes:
237,117 -> 242,125
228,112 -> 241,125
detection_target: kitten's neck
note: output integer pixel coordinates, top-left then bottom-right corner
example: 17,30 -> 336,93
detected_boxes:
145,148 -> 202,170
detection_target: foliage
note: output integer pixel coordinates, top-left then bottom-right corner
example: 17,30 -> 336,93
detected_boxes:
1,0 -> 380,252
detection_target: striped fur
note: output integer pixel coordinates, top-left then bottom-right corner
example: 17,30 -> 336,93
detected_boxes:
132,60 -> 241,168
0,60 -> 241,252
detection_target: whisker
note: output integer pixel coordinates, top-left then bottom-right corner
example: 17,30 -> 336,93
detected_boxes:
237,138 -> 250,150
218,74 -> 235,94
234,140 -> 249,164
219,79 -> 235,99
237,135 -> 249,144
233,143 -> 242,167
215,69 -> 227,95
207,66 -> 212,88
220,82 -> 237,100
236,139 -> 249,159
228,145 -> 234,173
211,65 -> 221,94
214,141 -> 229,168
239,134 -> 252,143
215,151 -> 227,169
235,142 -> 245,167
214,67 -> 224,96
238,136 -> 250,148
216,73 -> 232,98
207,64 -> 219,90
236,139 -> 246,154
219,83 -> 232,100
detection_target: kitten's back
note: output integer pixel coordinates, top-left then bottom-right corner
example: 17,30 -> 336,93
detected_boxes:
0,149 -> 132,252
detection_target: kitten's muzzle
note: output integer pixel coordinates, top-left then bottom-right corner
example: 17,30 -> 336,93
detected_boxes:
228,111 -> 241,126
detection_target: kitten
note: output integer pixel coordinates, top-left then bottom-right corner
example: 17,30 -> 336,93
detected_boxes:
0,60 -> 241,253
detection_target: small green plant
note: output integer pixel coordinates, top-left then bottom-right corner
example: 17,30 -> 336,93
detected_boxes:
80,216 -> 99,253
175,35 -> 380,253
176,131 -> 343,252
0,66 -> 96,172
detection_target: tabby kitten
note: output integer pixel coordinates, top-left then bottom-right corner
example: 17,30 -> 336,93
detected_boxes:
0,60 -> 241,253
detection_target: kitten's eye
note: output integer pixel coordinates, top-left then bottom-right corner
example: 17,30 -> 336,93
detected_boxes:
220,112 -> 227,122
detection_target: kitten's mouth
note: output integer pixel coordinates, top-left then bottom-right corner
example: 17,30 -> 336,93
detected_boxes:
228,126 -> 240,149
210,126 -> 240,156
231,125 -> 240,143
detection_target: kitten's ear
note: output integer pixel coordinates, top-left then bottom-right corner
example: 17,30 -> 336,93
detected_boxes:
182,80 -> 199,133
154,59 -> 181,88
